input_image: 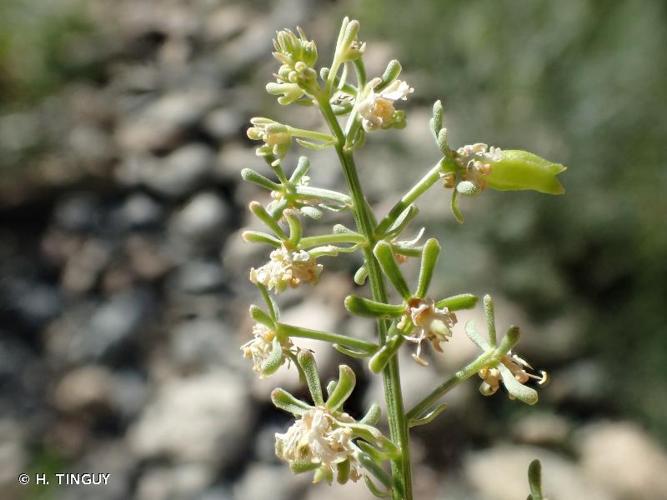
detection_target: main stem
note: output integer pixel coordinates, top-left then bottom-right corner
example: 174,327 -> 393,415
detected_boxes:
319,98 -> 413,500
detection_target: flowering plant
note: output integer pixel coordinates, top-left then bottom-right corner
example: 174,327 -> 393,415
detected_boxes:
240,17 -> 565,499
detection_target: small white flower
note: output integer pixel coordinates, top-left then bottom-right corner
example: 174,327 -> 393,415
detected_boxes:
455,143 -> 503,190
399,298 -> 458,366
275,407 -> 361,482
249,245 -> 323,293
478,351 -> 548,397
241,323 -> 293,377
357,78 -> 414,132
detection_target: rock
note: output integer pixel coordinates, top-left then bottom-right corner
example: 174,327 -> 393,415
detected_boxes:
61,238 -> 111,293
114,194 -> 164,230
170,192 -> 230,251
577,421 -> 667,499
233,464 -> 306,500
82,288 -> 155,363
116,87 -> 219,153
53,193 -> 102,233
511,413 -> 571,446
143,144 -> 216,198
204,108 -> 244,141
169,319 -> 240,372
305,479 -> 377,500
547,359 -> 609,405
0,419 -> 28,496
129,370 -> 252,468
464,445 -> 611,500
170,260 -> 227,294
136,464 -> 214,500
54,365 -> 115,414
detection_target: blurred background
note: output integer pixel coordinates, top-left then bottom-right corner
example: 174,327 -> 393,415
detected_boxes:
1,0 -> 666,499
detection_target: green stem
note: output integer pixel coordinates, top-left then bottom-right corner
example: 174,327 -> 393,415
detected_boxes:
407,351 -> 494,421
277,323 -> 379,353
376,160 -> 453,237
318,97 -> 413,500
300,233 -> 365,248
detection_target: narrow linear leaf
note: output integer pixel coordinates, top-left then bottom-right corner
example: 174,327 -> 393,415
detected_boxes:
242,230 -> 282,247
416,238 -> 441,298
333,343 -> 372,359
360,403 -> 381,426
435,293 -> 479,311
249,305 -> 275,328
345,295 -> 405,318
241,168 -> 281,191
408,403 -> 448,428
498,363 -> 538,405
325,365 -> 356,411
373,241 -> 411,299
364,475 -> 391,498
271,388 -> 312,416
261,337 -> 284,377
297,350 -> 324,406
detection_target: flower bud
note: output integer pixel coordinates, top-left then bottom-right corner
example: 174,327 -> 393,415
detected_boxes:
485,150 -> 566,195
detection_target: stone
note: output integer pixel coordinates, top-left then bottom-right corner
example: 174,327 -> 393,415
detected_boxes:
464,445 -> 611,500
169,319 -> 241,372
136,464 -> 214,500
143,144 -> 215,198
116,87 -> 218,153
115,194 -> 164,230
170,260 -> 227,294
233,464 -> 306,500
129,370 -> 252,468
511,413 -> 571,446
577,421 -> 667,499
170,192 -> 229,250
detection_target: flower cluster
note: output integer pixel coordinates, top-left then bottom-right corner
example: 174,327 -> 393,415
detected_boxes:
357,78 -> 414,132
250,245 -> 322,293
400,298 -> 458,366
275,407 -> 362,482
454,143 -> 503,192
241,322 -> 294,378
246,117 -> 292,160
478,351 -> 548,398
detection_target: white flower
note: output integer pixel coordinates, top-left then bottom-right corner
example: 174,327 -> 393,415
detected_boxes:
249,245 -> 323,293
399,298 -> 458,366
275,407 -> 361,482
455,143 -> 503,190
241,323 -> 292,377
478,351 -> 548,397
357,78 -> 414,132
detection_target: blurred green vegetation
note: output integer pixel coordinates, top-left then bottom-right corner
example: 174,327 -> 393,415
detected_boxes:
352,0 -> 667,439
0,0 -> 93,111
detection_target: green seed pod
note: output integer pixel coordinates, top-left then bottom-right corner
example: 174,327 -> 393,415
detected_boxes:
486,150 -> 566,195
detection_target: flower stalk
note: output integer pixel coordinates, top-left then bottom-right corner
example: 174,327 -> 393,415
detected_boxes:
240,16 -> 565,499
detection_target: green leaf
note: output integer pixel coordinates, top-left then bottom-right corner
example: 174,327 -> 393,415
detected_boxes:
242,230 -> 282,247
357,453 -> 392,489
297,350 -> 324,406
408,402 -> 447,428
528,459 -> 544,500
241,168 -> 281,191
373,241 -> 411,299
430,99 -> 444,141
289,460 -> 320,474
261,337 -> 285,376
416,238 -> 441,298
354,265 -> 369,285
337,459 -> 351,484
360,403 -> 381,425
344,295 -> 405,318
498,363 -> 538,405
290,156 -> 311,183
486,150 -> 566,195
325,365 -> 356,411
465,321 -> 490,351
435,293 -> 479,311
364,475 -> 391,498
271,388 -> 312,416
450,189 -> 464,224
332,344 -> 373,359
249,305 -> 275,328
483,294 -> 497,347
368,336 -> 404,373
